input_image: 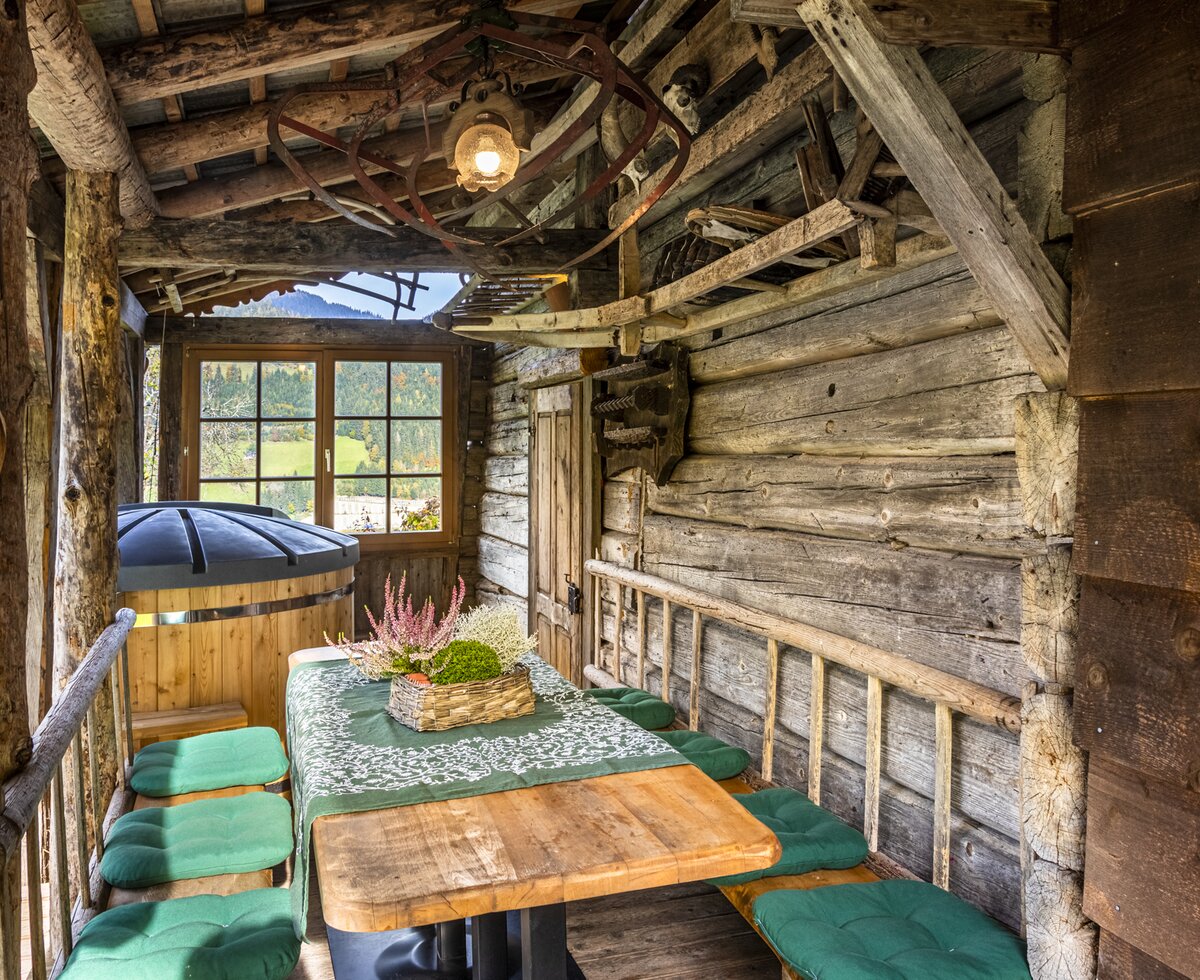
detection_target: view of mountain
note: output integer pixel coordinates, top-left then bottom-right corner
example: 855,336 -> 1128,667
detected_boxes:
209,288 -> 383,320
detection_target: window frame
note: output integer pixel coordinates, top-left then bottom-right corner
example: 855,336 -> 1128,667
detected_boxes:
181,343 -> 460,554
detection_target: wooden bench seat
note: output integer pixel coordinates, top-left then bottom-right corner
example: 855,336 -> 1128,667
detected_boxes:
131,702 -> 248,745
714,775 -> 882,979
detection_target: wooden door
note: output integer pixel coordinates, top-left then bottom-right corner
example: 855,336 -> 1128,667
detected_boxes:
529,383 -> 590,685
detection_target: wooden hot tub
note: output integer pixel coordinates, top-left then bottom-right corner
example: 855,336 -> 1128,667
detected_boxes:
118,501 -> 358,740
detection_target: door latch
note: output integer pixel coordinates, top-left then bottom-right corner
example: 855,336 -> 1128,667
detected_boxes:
566,581 -> 582,615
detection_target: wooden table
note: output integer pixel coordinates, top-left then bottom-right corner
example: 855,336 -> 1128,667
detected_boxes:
312,762 -> 779,979
290,649 -> 780,978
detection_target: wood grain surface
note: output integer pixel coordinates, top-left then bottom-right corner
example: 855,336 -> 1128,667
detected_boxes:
313,765 -> 781,932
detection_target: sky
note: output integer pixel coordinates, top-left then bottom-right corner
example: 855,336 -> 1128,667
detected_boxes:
300,272 -> 466,319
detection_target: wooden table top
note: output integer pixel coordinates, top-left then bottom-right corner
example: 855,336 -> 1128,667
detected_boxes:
312,763 -> 782,932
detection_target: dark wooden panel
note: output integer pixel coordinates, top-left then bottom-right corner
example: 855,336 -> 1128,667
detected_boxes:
1063,0 -> 1200,213
1098,931 -> 1189,980
1059,0 -> 1133,47
1083,755 -> 1200,978
1075,577 -> 1200,785
1068,183 -> 1200,396
1074,393 -> 1200,592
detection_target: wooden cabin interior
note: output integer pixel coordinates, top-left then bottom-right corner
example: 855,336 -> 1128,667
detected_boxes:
2,0 -> 1197,977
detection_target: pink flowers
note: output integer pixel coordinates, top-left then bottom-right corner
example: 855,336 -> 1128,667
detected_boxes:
361,572 -> 466,664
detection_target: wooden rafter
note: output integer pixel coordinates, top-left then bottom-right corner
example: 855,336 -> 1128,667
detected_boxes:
118,220 -> 612,275
798,0 -> 1070,389
26,0 -> 158,227
609,44 -> 833,228
102,0 -> 582,106
730,0 -> 1063,53
456,198 -> 862,340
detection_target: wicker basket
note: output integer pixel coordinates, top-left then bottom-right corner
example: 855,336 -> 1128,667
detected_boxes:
386,663 -> 535,732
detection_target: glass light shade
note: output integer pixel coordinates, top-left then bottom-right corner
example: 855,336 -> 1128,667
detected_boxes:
453,122 -> 521,192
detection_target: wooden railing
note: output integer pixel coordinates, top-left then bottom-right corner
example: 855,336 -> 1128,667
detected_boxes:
585,560 -> 1022,890
0,608 -> 137,978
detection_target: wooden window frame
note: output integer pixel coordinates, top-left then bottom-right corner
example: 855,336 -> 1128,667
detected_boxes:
181,343 -> 460,555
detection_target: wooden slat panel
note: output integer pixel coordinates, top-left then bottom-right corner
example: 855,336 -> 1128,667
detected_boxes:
1075,577 -> 1200,786
863,675 -> 883,851
688,610 -> 703,730
1062,0 -> 1200,214
932,702 -> 953,889
760,639 -> 779,783
808,654 -> 826,804
1098,931 -> 1190,980
155,587 -> 191,711
1074,392 -> 1200,592
1082,755 -> 1200,978
1068,184 -> 1200,396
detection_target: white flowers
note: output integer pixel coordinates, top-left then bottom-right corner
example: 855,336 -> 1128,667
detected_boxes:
454,604 -> 537,673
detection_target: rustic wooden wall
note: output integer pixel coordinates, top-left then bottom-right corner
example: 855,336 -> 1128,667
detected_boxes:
475,343 -> 534,617
1064,1 -> 1200,976
466,41 -> 1065,931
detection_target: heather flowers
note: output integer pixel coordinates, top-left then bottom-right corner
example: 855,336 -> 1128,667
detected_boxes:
328,572 -> 466,678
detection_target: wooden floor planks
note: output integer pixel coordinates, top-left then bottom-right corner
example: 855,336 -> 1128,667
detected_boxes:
288,877 -> 781,979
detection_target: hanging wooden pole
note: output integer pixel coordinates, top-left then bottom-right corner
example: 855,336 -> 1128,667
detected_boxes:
53,170 -> 123,900
0,0 -> 38,799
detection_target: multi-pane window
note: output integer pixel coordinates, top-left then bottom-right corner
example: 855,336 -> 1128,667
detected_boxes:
184,347 -> 456,548
331,360 -> 444,535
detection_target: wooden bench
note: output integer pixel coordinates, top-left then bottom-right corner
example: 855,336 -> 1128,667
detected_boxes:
131,701 -> 248,745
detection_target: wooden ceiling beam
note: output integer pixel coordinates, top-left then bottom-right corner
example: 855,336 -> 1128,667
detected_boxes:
118,219 -> 612,274
26,0 -> 159,227
102,0 -> 580,107
798,0 -> 1069,388
156,123 -> 447,218
230,171 -> 459,223
730,0 -> 1063,53
129,59 -> 567,175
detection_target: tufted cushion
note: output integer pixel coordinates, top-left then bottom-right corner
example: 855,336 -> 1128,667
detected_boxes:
754,879 -> 1031,980
59,887 -> 300,979
101,791 -> 293,889
584,687 -> 676,730
656,729 -> 751,781
709,787 -> 868,886
131,727 -> 289,798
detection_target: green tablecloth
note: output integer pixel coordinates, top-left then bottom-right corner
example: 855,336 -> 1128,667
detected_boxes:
285,655 -> 685,938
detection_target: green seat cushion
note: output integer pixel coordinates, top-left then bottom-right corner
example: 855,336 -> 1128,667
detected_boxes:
753,879 -> 1031,980
709,787 -> 869,886
657,729 -> 751,781
101,791 -> 293,889
131,727 -> 288,797
584,687 -> 676,729
59,887 -> 300,980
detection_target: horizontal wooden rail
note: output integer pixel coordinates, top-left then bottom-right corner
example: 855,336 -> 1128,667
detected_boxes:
0,608 -> 136,863
585,560 -> 1020,733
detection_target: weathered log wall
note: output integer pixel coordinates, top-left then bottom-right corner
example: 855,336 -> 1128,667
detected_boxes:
463,39 -> 1071,935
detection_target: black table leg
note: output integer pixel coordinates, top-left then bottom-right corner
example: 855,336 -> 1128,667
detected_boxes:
470,912 -> 509,980
520,905 -> 568,980
438,920 -> 468,973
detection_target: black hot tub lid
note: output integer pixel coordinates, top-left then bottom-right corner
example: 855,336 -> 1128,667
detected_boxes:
117,501 -> 359,592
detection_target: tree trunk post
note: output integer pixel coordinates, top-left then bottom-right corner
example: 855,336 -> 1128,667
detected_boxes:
0,0 -> 39,792
1015,390 -> 1096,979
54,170 -> 123,879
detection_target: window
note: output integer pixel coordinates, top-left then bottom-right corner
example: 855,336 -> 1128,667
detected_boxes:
183,346 -> 458,550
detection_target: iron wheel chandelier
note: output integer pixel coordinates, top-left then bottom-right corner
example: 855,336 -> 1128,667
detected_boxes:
266,2 -> 692,273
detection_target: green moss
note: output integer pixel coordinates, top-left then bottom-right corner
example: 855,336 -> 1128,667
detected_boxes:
431,640 -> 502,685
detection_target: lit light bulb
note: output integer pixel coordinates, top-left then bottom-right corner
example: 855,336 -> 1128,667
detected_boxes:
453,121 -> 521,192
474,149 -> 502,176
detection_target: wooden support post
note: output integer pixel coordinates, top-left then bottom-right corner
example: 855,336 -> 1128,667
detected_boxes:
859,214 -> 897,269
808,653 -> 826,804
54,171 -> 123,905
591,568 -> 602,669
613,584 -> 624,684
798,0 -> 1071,389
26,811 -> 46,978
761,639 -> 780,782
688,609 -> 703,731
0,0 -> 38,800
156,340 -> 183,500
660,599 -> 673,704
635,591 -> 647,690
933,702 -> 953,890
1014,390 -> 1093,979
864,674 -> 883,851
